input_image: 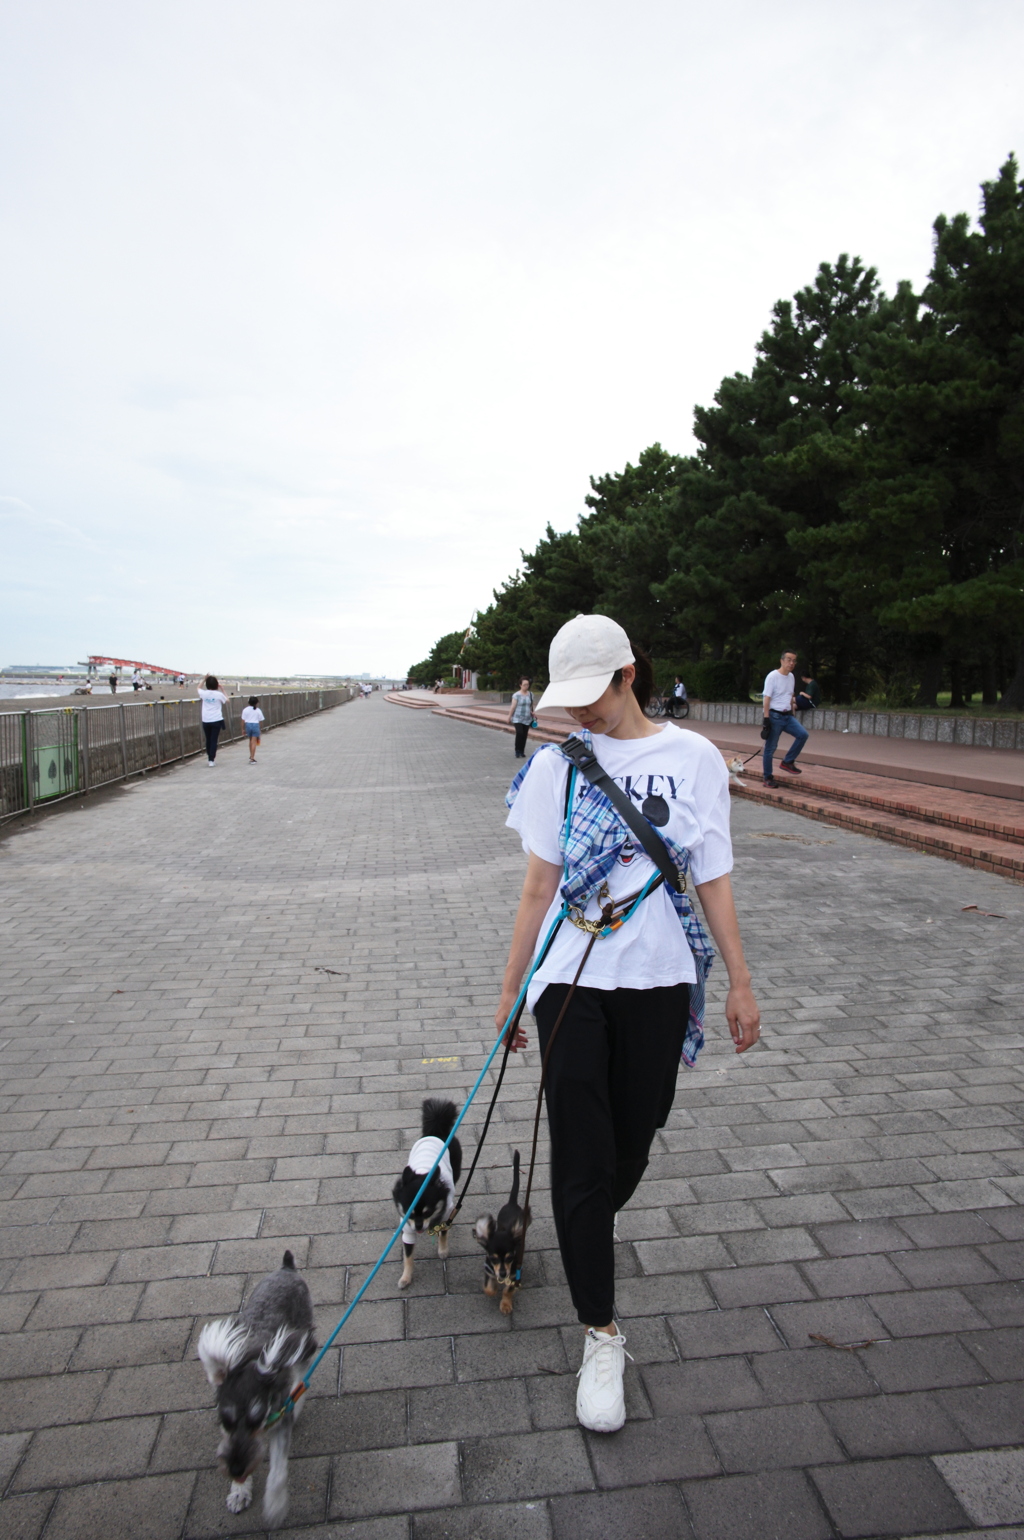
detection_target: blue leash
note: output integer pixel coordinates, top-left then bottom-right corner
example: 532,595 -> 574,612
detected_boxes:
263,904 -> 569,1428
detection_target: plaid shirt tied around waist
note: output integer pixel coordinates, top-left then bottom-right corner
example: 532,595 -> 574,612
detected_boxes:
506,732 -> 714,1067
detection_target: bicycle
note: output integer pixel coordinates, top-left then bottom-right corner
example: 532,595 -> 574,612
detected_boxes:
646,694 -> 689,720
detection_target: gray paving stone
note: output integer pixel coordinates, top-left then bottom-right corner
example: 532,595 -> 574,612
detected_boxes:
456,1328 -> 569,1383
44,1472 -> 196,1539
408,1380 -> 532,1442
802,1253 -> 911,1298
749,1344 -> 876,1403
0,1491 -> 54,1540
960,1325 -> 1024,1381
867,1287 -> 990,1337
641,1355 -> 765,1414
416,1501 -> 552,1539
933,1448 -> 1024,1526
704,1402 -> 845,1472
962,1280 -> 1024,1327
937,1382 -> 1024,1447
549,1486 -> 689,1540
0,1329 -> 81,1381
668,1305 -> 785,1358
706,1263 -> 815,1308
810,1456 -> 970,1537
767,1296 -> 888,1350
894,1211 -> 1004,1248
867,1336 -> 988,1392
820,1391 -> 970,1457
586,1411 -> 720,1486
460,1428 -> 593,1504
283,1522 -> 408,1540
682,1470 -> 831,1540
892,1245 -> 1002,1289
0,1372 -> 107,1434
330,1443 -> 461,1520
13,1415 -> 160,1489
812,1219 -> 913,1255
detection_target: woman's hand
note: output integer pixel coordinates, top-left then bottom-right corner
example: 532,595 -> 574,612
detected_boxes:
726,982 -> 761,1053
495,991 -> 529,1052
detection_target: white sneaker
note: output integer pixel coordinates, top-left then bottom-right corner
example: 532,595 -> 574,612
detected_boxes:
576,1328 -> 632,1433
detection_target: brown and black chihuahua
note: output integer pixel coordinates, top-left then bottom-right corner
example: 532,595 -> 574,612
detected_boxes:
474,1150 -> 526,1314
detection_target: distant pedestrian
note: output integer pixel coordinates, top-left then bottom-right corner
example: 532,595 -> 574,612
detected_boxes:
796,673 -> 821,717
507,677 -> 534,758
109,673 -> 117,694
667,675 -> 688,718
132,669 -> 142,692
241,697 -> 265,763
762,650 -> 808,787
198,674 -> 228,766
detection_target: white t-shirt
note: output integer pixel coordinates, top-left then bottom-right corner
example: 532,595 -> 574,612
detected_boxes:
241,706 -> 265,724
763,670 -> 795,712
506,726 -> 733,1012
198,689 -> 228,723
401,1135 -> 456,1244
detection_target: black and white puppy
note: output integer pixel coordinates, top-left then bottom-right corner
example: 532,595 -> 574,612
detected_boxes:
393,1097 -> 462,1290
474,1150 -> 526,1314
197,1250 -> 317,1528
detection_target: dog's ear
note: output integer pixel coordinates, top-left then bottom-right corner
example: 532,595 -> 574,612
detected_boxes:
393,1167 -> 416,1206
474,1215 -> 495,1247
197,1319 -> 250,1386
256,1325 -> 310,1378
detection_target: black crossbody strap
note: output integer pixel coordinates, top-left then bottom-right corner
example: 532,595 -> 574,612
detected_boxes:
560,734 -> 681,893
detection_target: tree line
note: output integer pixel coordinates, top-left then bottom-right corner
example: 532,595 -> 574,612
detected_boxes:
409,158 -> 1024,708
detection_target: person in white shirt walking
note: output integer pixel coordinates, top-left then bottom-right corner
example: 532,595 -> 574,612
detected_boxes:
197,675 -> 229,765
762,650 -> 809,787
241,697 -> 265,763
499,614 -> 760,1436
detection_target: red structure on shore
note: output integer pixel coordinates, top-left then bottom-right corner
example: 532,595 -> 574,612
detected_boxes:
86,655 -> 191,678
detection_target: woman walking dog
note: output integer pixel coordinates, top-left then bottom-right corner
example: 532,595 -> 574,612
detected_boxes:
498,615 -> 760,1433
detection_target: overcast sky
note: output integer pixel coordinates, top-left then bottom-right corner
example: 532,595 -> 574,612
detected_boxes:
2,1 -> 1021,677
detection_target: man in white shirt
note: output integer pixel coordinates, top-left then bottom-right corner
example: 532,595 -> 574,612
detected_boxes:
762,649 -> 809,786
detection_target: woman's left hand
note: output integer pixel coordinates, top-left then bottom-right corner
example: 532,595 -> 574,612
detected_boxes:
726,983 -> 761,1053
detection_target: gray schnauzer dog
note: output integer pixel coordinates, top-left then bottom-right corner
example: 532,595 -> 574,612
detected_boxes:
197,1250 -> 317,1528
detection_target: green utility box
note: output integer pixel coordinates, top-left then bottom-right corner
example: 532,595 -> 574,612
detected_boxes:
24,713 -> 80,801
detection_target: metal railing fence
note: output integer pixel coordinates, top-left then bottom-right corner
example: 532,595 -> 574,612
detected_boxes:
0,688 -> 358,823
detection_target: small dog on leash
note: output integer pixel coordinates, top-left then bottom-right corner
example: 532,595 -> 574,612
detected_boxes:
197,1250 -> 316,1528
726,756 -> 747,780
393,1097 -> 462,1290
474,1150 -> 526,1314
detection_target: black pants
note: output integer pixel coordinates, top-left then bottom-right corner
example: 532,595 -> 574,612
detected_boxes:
513,721 -> 530,757
203,721 -> 223,760
534,982 -> 689,1326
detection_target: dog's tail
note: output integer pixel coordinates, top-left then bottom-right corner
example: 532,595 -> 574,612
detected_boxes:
509,1150 -> 520,1208
421,1097 -> 458,1140
282,1250 -> 296,1271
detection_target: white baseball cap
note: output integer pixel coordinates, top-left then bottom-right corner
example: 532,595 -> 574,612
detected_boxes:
535,614 -> 634,711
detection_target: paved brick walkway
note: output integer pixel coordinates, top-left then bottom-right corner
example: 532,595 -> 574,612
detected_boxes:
2,699 -> 1024,1539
